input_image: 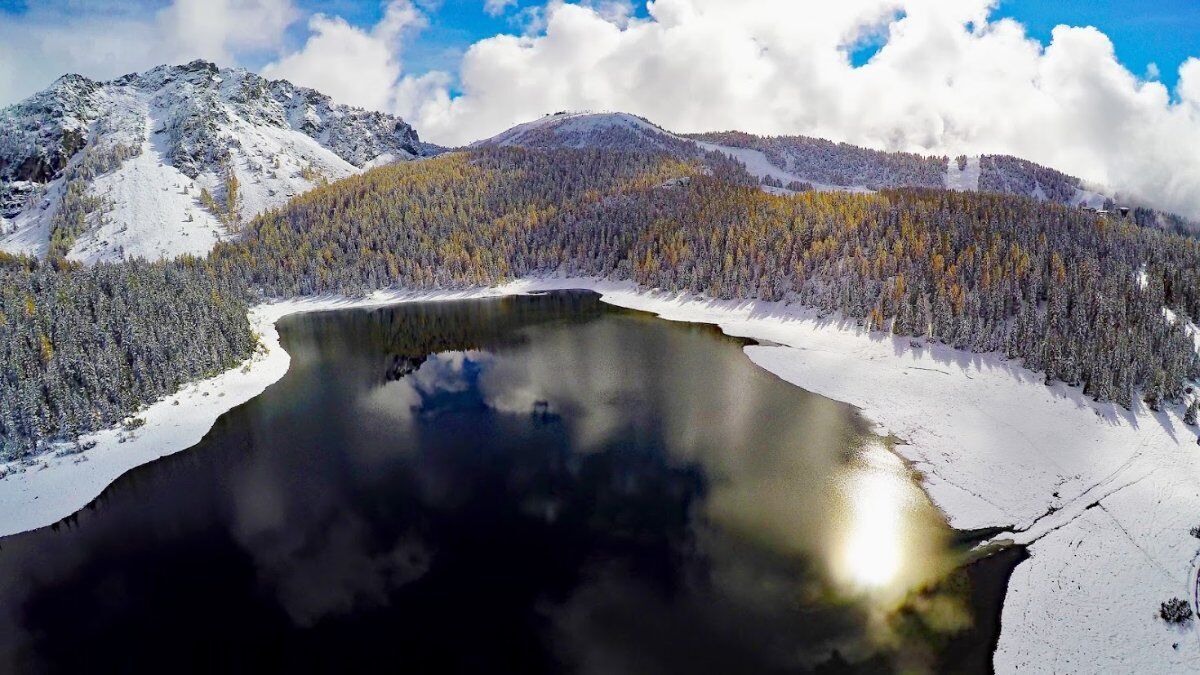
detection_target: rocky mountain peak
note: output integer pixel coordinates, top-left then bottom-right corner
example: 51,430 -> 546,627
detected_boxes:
0,62 -> 436,263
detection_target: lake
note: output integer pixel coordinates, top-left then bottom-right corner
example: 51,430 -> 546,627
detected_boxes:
0,291 -> 1020,673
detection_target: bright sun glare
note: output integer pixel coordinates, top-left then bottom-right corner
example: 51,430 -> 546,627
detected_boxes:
839,467 -> 904,591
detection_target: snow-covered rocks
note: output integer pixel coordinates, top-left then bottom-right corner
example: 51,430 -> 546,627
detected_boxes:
0,74 -> 102,186
0,60 -> 433,263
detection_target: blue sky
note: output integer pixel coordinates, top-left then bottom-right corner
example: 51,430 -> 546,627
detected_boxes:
0,1 -> 1193,89
274,0 -> 1200,90
283,1 -> 649,78
995,0 -> 1200,89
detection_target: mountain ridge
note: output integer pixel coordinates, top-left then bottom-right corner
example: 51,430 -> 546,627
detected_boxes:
0,60 -> 435,263
3,82 -> 1196,266
476,111 -> 1195,231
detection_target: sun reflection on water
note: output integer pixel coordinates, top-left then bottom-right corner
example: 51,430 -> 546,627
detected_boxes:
840,468 -> 904,590
831,442 -> 940,600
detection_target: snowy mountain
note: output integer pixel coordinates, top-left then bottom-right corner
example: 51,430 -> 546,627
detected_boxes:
689,131 -> 1111,203
474,111 -> 690,153
479,112 -> 1179,221
474,111 -> 866,194
0,60 -> 434,263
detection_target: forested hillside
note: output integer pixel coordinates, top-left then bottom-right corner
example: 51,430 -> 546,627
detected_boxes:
5,145 -> 1200,458
977,155 -> 1082,204
0,255 -> 253,458
208,148 -> 734,293
688,131 -> 949,190
220,148 -> 1200,410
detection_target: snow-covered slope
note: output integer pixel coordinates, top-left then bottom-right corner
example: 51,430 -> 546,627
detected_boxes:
0,60 -> 432,263
691,130 -> 945,191
944,155 -> 981,191
691,138 -> 875,194
480,113 -> 1175,212
475,111 -> 691,153
691,131 -> 1138,212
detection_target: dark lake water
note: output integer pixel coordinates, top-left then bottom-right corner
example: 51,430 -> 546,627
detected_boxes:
0,291 -> 1019,673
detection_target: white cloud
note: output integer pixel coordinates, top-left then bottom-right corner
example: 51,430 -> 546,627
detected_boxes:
1180,58 -> 1200,107
391,0 -> 1200,220
155,0 -> 299,63
483,0 -> 518,17
580,0 -> 637,27
262,1 -> 424,111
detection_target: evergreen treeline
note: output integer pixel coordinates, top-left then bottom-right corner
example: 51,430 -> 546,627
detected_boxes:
687,130 -> 949,189
978,154 -> 1081,204
208,148 -> 705,294
618,182 -> 1200,407
0,254 -> 254,457
5,145 -> 1200,457
217,147 -> 1200,410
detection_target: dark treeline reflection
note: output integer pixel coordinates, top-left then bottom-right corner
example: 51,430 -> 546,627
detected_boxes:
0,292 -> 1015,674
292,291 -> 607,387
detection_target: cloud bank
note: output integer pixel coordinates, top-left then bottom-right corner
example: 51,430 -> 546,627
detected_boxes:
393,0 -> 1200,219
2,0 -> 1200,219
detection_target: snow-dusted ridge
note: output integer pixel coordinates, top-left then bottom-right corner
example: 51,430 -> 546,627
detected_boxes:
478,112 -> 1181,216
475,111 -> 876,195
1,278 -> 1198,671
474,110 -> 682,151
0,60 -> 433,263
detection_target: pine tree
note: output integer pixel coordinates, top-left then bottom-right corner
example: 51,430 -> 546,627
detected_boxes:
1145,370 -> 1166,412
224,165 -> 241,227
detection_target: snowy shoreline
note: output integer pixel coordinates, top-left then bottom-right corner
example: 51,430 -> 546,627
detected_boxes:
2,278 -> 1198,671
0,288 -> 517,539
